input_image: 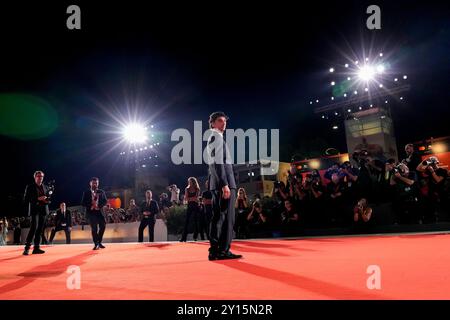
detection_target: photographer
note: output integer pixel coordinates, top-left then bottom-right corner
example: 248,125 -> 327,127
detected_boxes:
417,157 -> 449,222
23,171 -> 50,255
286,164 -> 303,199
352,149 -> 374,202
280,198 -> 300,236
326,173 -> 347,226
390,163 -> 420,224
168,184 -> 180,205
246,200 -> 270,238
300,170 -> 325,226
353,198 -> 373,232
235,188 -> 249,238
402,143 -> 422,179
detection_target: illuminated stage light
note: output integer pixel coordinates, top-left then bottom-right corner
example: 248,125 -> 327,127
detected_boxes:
331,81 -> 335,86
355,60 -> 359,65
347,77 -> 351,80
432,143 -> 447,153
400,97 -> 404,100
376,64 -> 385,73
370,104 -> 373,107
316,99 -> 319,103
365,57 -> 369,62
364,87 -> 369,92
359,107 -> 362,110
321,115 -> 325,119
354,90 -> 358,95
394,78 -> 398,82
385,100 -> 388,104
347,109 -> 352,112
379,84 -> 383,88
156,142 -> 160,145
310,159 -> 321,168
343,93 -> 347,97
332,125 -> 338,130
379,53 -> 383,57
331,97 -> 335,100
358,65 -> 375,81
310,101 -> 313,105
345,63 -> 349,68
329,68 -> 335,73
334,112 -> 339,116
403,75 -> 408,79
123,123 -> 148,144
150,125 -> 154,128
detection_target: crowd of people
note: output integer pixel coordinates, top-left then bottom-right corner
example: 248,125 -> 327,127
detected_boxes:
1,144 -> 449,247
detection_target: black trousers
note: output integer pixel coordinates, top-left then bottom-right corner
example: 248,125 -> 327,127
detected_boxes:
49,225 -> 71,244
88,211 -> 106,244
138,218 -> 155,242
209,189 -> 236,254
181,202 -> 205,241
203,205 -> 213,240
25,213 -> 46,249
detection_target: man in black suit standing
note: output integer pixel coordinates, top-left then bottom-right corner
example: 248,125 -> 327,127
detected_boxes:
138,190 -> 159,242
207,111 -> 242,261
23,171 -> 50,255
49,202 -> 72,244
81,177 -> 107,250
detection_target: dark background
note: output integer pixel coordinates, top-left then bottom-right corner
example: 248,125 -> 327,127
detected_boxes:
0,1 -> 449,212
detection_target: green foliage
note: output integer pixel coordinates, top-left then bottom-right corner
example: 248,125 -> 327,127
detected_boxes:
166,205 -> 187,235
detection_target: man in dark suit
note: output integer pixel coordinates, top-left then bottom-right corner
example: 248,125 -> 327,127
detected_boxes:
138,190 -> 159,242
49,202 -> 72,244
23,171 -> 50,255
206,111 -> 242,261
81,177 -> 107,250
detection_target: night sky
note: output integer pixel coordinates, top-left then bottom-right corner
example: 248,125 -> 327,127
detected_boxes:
0,1 -> 449,213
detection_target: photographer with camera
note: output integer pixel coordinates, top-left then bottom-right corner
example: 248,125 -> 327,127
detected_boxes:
234,188 -> 249,238
246,200 -> 270,238
280,198 -> 300,236
22,171 -> 51,255
299,170 -> 324,227
417,156 -> 449,222
168,184 -> 180,205
402,143 -> 422,179
353,198 -> 373,232
390,163 -> 420,224
326,173 -> 347,226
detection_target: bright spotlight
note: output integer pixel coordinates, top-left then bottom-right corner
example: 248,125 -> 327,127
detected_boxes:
379,53 -> 383,57
347,77 -> 351,81
331,81 -> 335,86
379,84 -> 383,88
332,125 -> 339,130
403,75 -> 408,79
394,78 -> 398,82
376,64 -> 385,74
123,123 -> 148,144
345,63 -> 349,68
329,68 -> 335,73
358,65 -> 375,81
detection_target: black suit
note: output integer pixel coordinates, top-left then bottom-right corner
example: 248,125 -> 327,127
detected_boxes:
81,189 -> 107,245
207,130 -> 237,255
49,209 -> 72,244
138,199 -> 159,242
23,183 -> 49,249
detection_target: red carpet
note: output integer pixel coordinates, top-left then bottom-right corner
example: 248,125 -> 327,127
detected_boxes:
1,233 -> 450,300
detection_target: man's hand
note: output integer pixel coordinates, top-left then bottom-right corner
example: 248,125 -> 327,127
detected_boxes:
394,172 -> 402,179
143,211 -> 150,216
222,185 -> 231,199
38,196 -> 47,202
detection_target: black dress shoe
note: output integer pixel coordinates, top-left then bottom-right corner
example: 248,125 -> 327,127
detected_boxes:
23,248 -> 30,256
179,239 -> 186,242
93,244 -> 100,250
32,248 -> 45,254
208,253 -> 218,261
98,243 -> 106,249
217,251 -> 242,260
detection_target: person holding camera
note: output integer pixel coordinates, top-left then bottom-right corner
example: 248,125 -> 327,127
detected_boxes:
402,143 -> 422,178
417,156 -> 448,222
168,184 -> 180,205
353,198 -> 372,226
326,173 -> 347,226
280,198 -> 300,236
49,202 -> 72,244
246,200 -> 270,238
23,171 -> 50,255
234,188 -> 249,238
390,163 -> 419,224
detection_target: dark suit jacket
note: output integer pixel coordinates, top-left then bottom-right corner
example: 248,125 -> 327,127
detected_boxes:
207,131 -> 236,191
81,189 -> 108,214
55,209 -> 72,227
23,183 -> 50,216
140,200 -> 159,221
